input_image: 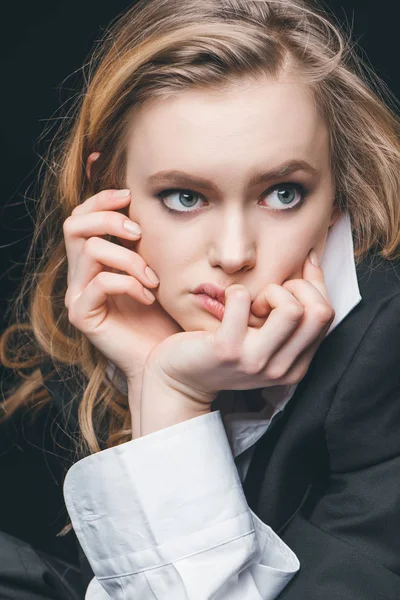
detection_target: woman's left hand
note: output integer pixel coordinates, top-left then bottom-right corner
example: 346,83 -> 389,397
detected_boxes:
138,252 -> 335,434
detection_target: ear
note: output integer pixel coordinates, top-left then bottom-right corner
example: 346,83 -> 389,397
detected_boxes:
329,202 -> 341,228
86,152 -> 101,182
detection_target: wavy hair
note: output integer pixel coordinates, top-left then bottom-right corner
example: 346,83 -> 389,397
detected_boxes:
1,0 -> 400,536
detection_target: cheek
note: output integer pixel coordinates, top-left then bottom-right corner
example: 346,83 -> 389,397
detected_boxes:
277,218 -> 331,280
133,236 -> 165,276
127,203 -> 164,262
299,222 -> 329,255
133,228 -> 184,290
307,209 -> 334,256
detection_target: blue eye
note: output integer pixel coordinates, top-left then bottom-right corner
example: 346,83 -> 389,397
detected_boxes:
155,183 -> 308,215
158,190 -> 202,214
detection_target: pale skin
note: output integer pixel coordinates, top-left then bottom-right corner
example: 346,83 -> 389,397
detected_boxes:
64,71 -> 338,439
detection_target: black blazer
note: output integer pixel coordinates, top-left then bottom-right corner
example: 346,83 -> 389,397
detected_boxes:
243,249 -> 400,598
1,248 -> 400,599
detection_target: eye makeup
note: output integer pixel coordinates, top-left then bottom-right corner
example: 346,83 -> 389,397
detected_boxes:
154,182 -> 310,216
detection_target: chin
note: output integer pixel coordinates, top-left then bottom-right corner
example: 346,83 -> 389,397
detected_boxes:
176,313 -> 221,333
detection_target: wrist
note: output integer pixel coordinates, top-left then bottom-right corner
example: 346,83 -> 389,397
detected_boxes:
127,372 -> 144,440
135,368 -> 212,438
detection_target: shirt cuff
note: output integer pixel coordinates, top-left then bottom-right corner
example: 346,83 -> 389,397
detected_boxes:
63,410 -> 294,580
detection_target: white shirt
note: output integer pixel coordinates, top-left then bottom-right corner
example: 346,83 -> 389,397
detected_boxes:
63,212 -> 362,599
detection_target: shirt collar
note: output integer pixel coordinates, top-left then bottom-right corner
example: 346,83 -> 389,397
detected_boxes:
321,210 -> 362,336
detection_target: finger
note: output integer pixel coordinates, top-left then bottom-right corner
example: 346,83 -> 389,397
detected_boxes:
214,285 -> 251,352
250,286 -> 273,319
66,237 -> 158,307
282,277 -> 332,311
265,279 -> 334,377
69,272 -> 155,332
251,252 -> 327,322
71,188 -> 132,216
63,211 -> 143,274
249,284 -> 305,367
299,252 -> 330,303
283,327 -> 328,384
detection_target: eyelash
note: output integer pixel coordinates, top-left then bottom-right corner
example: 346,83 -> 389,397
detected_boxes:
155,182 -> 309,216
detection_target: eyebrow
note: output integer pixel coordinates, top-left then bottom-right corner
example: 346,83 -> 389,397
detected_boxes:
146,160 -> 318,193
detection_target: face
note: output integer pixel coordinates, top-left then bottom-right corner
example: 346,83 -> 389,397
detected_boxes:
122,73 -> 339,333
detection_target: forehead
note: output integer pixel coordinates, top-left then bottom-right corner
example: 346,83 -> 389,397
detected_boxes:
126,75 -> 330,177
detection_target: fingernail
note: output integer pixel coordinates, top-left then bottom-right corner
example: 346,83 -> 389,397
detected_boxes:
113,189 -> 131,197
145,266 -> 160,284
123,220 -> 142,235
308,250 -> 319,267
143,288 -> 156,301
227,285 -> 247,299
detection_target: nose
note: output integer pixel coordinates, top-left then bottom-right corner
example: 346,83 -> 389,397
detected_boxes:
208,211 -> 256,273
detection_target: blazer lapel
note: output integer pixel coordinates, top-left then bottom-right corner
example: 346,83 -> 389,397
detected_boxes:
242,251 -> 385,532
242,359 -> 325,532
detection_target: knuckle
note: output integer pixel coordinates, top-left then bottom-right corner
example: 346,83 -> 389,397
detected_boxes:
92,271 -> 108,287
62,216 -> 75,235
84,236 -> 101,255
282,301 -> 304,322
244,359 -> 264,376
117,258 -> 132,278
266,362 -> 287,381
214,340 -> 241,363
282,279 -> 297,291
97,211 -> 126,233
312,302 -> 334,324
286,365 -> 308,385
120,251 -> 135,272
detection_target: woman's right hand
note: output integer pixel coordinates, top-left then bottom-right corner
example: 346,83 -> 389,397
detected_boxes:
63,188 -> 184,387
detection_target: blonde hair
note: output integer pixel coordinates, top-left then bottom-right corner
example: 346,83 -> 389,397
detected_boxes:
1,0 -> 400,536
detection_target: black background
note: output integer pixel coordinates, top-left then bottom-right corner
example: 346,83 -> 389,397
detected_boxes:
0,0 -> 399,336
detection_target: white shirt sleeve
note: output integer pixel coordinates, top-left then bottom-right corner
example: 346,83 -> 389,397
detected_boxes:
63,410 -> 299,599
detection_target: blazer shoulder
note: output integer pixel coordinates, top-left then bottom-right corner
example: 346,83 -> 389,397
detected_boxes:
326,287 -> 400,471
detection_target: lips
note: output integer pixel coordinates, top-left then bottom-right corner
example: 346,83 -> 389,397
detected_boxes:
192,282 -> 259,305
192,283 -> 227,304
192,282 -> 264,326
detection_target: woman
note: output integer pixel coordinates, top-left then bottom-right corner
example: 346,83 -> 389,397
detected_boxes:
1,0 -> 400,598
